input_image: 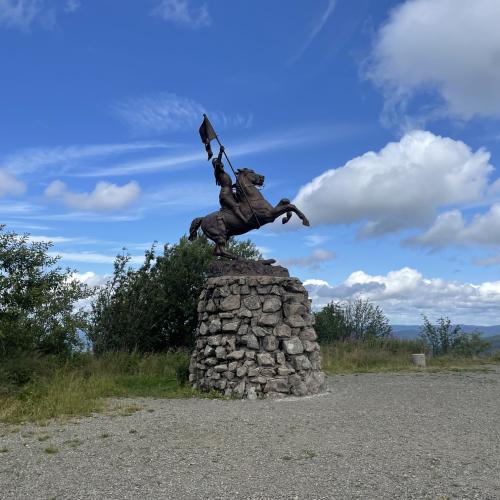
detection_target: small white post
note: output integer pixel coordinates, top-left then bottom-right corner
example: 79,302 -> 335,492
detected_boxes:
411,353 -> 426,368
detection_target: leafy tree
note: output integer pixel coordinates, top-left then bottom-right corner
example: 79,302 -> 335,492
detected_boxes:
419,315 -> 490,356
88,235 -> 261,353
314,298 -> 392,343
0,226 -> 92,359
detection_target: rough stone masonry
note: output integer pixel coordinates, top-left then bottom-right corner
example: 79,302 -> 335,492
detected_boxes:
189,272 -> 326,399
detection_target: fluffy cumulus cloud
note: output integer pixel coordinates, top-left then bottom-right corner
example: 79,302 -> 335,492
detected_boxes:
408,204 -> 500,247
152,0 -> 210,29
368,0 -> 500,123
0,169 -> 26,197
294,130 -> 494,236
45,180 -> 140,212
304,268 -> 500,324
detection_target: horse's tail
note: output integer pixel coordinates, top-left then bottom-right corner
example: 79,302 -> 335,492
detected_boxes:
189,217 -> 204,241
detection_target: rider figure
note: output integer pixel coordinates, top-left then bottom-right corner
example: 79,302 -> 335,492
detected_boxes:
212,146 -> 248,223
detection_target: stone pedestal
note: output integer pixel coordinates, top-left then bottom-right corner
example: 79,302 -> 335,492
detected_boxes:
189,263 -> 326,399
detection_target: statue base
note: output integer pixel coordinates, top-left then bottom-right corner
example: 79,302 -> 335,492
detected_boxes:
189,269 -> 326,399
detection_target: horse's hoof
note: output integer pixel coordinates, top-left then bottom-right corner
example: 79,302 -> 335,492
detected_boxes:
303,219 -> 310,226
282,218 -> 287,224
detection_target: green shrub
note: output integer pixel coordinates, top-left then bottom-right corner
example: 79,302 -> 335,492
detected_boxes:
315,298 -> 392,343
88,236 -> 260,353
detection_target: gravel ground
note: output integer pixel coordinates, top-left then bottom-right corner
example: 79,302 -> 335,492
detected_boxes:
1,368 -> 499,500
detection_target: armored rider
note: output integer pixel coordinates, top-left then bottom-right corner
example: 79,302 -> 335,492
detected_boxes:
212,145 -> 249,223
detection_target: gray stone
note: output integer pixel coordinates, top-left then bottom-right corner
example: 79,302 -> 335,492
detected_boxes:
283,337 -> 304,355
257,285 -> 271,294
286,315 -> 306,328
222,320 -> 240,332
207,335 -> 222,346
243,295 -> 261,310
303,340 -> 319,352
275,351 -> 286,365
305,372 -> 326,393
215,346 -> 227,360
291,382 -> 308,396
245,350 -> 256,360
237,324 -> 249,336
308,351 -> 321,370
236,365 -> 247,377
237,308 -> 252,319
284,303 -> 307,317
259,367 -> 276,377
288,373 -> 302,386
246,387 -> 258,400
227,350 -> 245,360
258,314 -> 280,327
206,300 -> 216,312
233,379 -> 245,397
220,294 -> 240,311
265,378 -> 289,393
257,352 -> 274,366
240,285 -> 250,295
262,297 -> 282,312
270,285 -> 282,295
228,361 -> 238,371
263,336 -> 278,351
203,345 -> 214,357
205,357 -> 217,366
249,376 -> 267,384
219,312 -> 235,319
208,319 -> 221,334
214,364 -> 228,372
199,323 -> 208,335
221,335 -> 236,351
241,334 -> 259,350
247,367 -> 259,377
224,370 -> 235,381
293,355 -> 312,371
300,328 -> 318,341
278,367 -> 295,376
252,326 -> 268,337
274,324 -> 291,338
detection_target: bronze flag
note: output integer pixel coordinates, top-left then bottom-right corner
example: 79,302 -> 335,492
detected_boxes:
199,114 -> 217,160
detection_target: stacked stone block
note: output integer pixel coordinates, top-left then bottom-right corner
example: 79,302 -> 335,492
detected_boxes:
189,275 -> 326,399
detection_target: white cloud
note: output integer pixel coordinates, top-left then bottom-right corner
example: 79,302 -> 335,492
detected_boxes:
1,141 -> 170,175
304,267 -> 500,324
294,130 -> 495,236
407,204 -> 500,247
289,0 -> 337,64
280,249 -> 335,269
64,0 -> 79,13
70,271 -> 110,287
0,169 -> 26,197
304,234 -> 330,247
368,0 -> 500,124
0,0 -> 42,30
152,0 -> 210,29
45,180 -> 140,212
113,92 -> 252,135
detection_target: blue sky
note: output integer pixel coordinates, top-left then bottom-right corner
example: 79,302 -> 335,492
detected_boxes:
1,0 -> 500,324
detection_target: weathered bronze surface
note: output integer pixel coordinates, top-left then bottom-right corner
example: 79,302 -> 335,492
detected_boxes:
208,259 -> 290,277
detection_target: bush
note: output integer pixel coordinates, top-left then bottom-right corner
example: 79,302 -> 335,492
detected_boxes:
88,235 -> 261,353
315,298 -> 392,343
0,226 -> 92,362
419,315 -> 491,356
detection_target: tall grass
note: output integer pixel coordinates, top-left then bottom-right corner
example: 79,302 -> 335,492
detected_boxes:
0,351 -> 192,424
320,338 -> 499,374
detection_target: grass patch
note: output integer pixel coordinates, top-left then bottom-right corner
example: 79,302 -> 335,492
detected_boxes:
0,446 -> 8,453
44,446 -> 58,454
0,351 -> 194,424
321,339 -> 500,374
65,439 -> 83,448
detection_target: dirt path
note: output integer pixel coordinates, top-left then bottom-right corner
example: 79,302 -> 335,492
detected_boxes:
1,368 -> 499,499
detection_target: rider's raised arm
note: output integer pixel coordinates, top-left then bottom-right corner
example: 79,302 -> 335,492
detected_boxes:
217,145 -> 225,162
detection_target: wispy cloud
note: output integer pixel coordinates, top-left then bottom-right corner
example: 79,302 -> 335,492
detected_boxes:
64,0 -> 79,13
1,141 -> 172,175
152,0 -> 210,29
0,0 -> 43,31
80,124 -> 348,178
289,0 -> 337,64
0,169 -> 26,197
49,251 -> 145,265
279,248 -> 335,269
113,92 -> 252,135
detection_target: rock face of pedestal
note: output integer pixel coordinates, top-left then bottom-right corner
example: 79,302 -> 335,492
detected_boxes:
189,264 -> 326,399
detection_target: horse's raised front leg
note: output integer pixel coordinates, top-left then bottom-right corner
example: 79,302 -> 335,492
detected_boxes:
273,199 -> 310,226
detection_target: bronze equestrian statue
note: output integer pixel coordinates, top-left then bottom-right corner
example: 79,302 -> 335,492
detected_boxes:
189,141 -> 310,259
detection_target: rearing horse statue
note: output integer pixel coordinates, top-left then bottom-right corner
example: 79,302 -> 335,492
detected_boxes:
189,167 -> 310,259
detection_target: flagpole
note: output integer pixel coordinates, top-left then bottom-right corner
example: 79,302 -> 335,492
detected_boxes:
203,114 -> 261,228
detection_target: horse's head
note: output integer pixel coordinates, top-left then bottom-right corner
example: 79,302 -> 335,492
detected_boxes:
236,168 -> 265,188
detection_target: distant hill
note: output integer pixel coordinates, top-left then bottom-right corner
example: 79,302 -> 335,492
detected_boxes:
392,324 -> 500,339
